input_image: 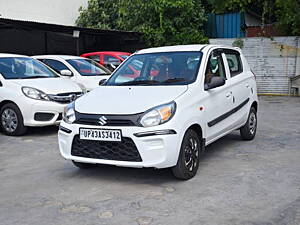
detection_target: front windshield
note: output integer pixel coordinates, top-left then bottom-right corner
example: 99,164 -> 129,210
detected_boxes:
66,58 -> 111,76
119,55 -> 129,60
106,52 -> 202,86
0,57 -> 59,79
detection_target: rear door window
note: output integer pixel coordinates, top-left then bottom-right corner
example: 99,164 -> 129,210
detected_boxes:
223,50 -> 243,77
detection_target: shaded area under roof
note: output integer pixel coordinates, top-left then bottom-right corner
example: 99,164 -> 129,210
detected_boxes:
0,18 -> 144,56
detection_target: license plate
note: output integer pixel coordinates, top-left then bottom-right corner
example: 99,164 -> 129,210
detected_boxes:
79,128 -> 122,142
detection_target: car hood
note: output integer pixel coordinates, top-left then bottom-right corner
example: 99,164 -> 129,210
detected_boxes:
11,78 -> 82,94
77,75 -> 111,91
75,85 -> 188,114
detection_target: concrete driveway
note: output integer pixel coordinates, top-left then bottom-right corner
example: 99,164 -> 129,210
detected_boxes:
0,96 -> 300,225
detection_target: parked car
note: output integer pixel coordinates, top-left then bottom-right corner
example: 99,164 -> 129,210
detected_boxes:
0,54 -> 83,136
59,45 -> 258,180
81,51 -> 131,71
33,55 -> 111,92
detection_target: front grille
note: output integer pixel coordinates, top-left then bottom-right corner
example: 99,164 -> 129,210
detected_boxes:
76,118 -> 135,126
74,112 -> 141,127
71,135 -> 142,162
48,92 -> 83,104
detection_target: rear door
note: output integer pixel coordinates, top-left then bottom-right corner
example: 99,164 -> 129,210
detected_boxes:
222,49 -> 251,127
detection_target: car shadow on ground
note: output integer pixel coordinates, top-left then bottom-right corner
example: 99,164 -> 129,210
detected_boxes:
62,132 -> 244,184
26,125 -> 59,137
0,125 -> 58,137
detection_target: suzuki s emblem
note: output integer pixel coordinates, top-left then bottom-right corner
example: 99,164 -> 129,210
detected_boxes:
98,116 -> 108,126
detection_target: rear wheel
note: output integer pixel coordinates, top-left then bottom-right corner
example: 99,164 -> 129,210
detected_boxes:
0,103 -> 27,136
72,161 -> 96,169
240,107 -> 257,140
172,129 -> 203,180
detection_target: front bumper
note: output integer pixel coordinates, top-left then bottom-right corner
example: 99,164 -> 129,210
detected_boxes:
17,96 -> 67,127
58,121 -> 182,169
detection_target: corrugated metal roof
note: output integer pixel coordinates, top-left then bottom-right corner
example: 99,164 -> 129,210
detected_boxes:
0,17 -> 139,35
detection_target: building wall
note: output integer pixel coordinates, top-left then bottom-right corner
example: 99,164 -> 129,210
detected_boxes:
210,37 -> 300,94
0,0 -> 88,26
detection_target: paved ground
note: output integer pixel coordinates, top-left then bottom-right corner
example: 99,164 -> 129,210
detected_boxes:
0,96 -> 300,225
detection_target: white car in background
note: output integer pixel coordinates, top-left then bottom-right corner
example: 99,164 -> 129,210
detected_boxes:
58,44 -> 258,180
0,54 -> 83,136
33,55 -> 111,92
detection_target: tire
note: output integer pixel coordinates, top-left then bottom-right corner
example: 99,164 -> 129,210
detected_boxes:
240,107 -> 257,140
0,103 -> 27,136
172,129 -> 203,180
72,161 -> 96,169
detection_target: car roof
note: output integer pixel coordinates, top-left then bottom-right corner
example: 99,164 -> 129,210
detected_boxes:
135,44 -> 240,54
33,55 -> 84,60
136,45 -> 208,54
0,53 -> 30,58
82,51 -> 131,55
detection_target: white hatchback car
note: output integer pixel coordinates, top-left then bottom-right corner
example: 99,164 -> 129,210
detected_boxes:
0,54 -> 83,136
58,45 -> 258,180
33,55 -> 112,92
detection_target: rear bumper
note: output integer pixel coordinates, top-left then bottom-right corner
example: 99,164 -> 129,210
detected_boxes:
58,121 -> 182,169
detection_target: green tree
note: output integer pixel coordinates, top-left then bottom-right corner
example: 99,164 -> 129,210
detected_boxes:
207,0 -> 300,36
76,0 -> 208,47
275,0 -> 300,35
76,0 -> 120,30
207,0 -> 274,24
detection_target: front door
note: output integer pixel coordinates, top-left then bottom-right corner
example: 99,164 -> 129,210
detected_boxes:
202,49 -> 234,143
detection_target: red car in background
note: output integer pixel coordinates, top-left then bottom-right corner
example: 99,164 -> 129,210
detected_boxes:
81,51 -> 131,71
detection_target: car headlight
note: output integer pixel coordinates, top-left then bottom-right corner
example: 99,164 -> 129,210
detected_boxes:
63,102 -> 76,124
22,87 -> 50,101
139,102 -> 176,127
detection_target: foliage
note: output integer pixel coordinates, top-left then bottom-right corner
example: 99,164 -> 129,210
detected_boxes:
232,38 -> 244,49
275,0 -> 300,35
207,0 -> 274,24
76,0 -> 208,47
207,0 -> 300,36
76,0 -> 120,30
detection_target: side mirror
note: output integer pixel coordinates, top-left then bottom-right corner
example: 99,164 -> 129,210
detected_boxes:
99,79 -> 107,86
60,69 -> 73,76
204,76 -> 225,91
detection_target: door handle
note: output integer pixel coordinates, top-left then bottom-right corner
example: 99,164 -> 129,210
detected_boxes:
225,91 -> 232,98
245,83 -> 250,88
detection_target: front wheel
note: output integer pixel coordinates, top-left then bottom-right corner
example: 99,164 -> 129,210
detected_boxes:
0,103 -> 27,136
240,107 -> 257,140
172,129 -> 203,180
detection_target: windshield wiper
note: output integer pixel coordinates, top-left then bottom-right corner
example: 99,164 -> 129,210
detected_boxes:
160,78 -> 186,84
117,80 -> 159,86
22,76 -> 50,79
